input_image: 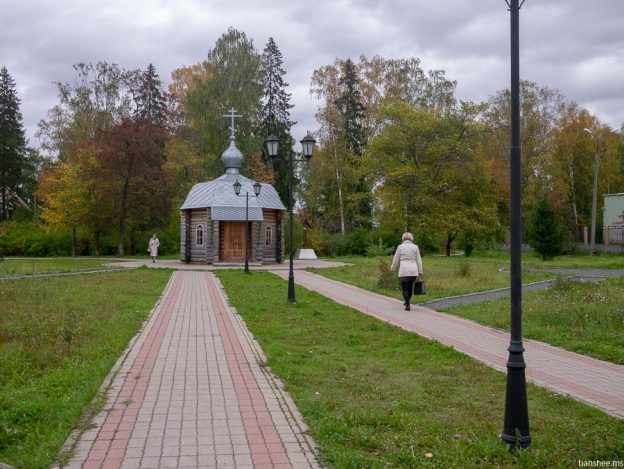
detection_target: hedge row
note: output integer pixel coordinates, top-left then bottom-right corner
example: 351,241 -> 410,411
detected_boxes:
0,222 -> 180,257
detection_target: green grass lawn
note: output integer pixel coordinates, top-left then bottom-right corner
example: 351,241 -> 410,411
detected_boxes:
0,268 -> 172,469
443,276 -> 624,364
217,270 -> 624,468
0,258 -> 117,276
310,253 -> 624,364
310,255 -> 559,303
476,249 -> 624,270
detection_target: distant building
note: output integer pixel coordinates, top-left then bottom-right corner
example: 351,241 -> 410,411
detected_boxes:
179,111 -> 286,264
603,193 -> 624,244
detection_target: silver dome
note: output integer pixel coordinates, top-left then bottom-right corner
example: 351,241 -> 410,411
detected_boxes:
221,137 -> 243,174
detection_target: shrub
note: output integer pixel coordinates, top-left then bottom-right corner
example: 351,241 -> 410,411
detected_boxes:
378,257 -> 399,290
324,233 -> 349,257
304,228 -> 326,253
366,238 -> 388,257
370,227 -> 402,251
462,241 -> 475,257
347,228 -> 371,256
415,233 -> 438,255
455,262 -> 472,277
384,246 -> 396,256
284,217 -> 304,254
0,222 -> 72,256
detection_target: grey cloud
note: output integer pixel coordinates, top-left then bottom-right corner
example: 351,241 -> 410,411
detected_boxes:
1,0 -> 622,147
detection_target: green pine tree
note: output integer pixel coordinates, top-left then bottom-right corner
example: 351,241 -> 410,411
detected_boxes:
0,67 -> 27,221
132,63 -> 169,126
334,58 -> 366,157
259,37 -> 295,204
334,58 -> 371,228
527,199 -> 564,260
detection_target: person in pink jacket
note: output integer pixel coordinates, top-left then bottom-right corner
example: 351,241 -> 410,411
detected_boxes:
390,232 -> 424,311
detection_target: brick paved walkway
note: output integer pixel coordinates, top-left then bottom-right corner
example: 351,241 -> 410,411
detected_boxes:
271,270 -> 624,420
62,271 -> 319,469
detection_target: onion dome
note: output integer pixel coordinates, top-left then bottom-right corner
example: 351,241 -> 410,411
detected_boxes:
221,136 -> 243,174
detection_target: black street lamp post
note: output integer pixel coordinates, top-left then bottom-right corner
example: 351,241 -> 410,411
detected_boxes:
502,0 -> 531,450
233,179 -> 262,273
265,133 -> 316,303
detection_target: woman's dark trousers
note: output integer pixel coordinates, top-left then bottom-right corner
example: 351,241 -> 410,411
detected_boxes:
400,276 -> 417,306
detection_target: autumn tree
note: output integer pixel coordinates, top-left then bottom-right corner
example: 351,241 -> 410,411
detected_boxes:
163,134 -> 206,203
485,81 -> 565,223
300,142 -> 357,234
0,67 -> 28,221
548,104 -> 600,237
309,56 -> 457,233
365,100 -> 497,253
19,148 -> 51,219
312,56 -> 457,146
616,125 -> 624,192
37,62 -> 132,159
184,28 -> 263,177
38,145 -> 99,255
94,117 -> 173,255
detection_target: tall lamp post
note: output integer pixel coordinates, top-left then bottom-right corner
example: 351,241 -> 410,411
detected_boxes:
502,0 -> 531,451
265,132 -> 316,303
233,179 -> 262,273
583,128 -> 600,256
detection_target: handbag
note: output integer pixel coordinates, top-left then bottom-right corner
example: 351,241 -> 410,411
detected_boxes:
414,276 -> 426,295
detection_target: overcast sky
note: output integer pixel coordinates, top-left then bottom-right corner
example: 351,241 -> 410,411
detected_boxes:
2,0 -> 623,148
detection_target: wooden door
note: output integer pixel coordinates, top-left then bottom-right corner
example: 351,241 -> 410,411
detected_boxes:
220,221 -> 245,261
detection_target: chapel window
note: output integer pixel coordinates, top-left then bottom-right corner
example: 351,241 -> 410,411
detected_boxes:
196,224 -> 204,246
265,225 -> 272,246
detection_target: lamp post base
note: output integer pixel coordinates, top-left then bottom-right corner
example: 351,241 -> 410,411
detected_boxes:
502,342 -> 531,451
287,272 -> 296,303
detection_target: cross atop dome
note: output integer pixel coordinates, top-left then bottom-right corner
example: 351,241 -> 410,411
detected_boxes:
221,107 -> 244,174
223,107 -> 242,139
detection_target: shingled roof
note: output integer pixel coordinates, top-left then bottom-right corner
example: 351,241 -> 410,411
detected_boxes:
180,173 -> 285,220
180,128 -> 286,219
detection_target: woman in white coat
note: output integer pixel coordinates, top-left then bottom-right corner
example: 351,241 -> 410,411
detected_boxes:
390,232 -> 423,311
148,234 -> 160,263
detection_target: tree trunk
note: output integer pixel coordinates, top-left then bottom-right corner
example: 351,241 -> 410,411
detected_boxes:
568,158 -> 580,239
1,186 -> 6,221
403,202 -> 407,232
330,133 -> 346,236
72,226 -> 77,257
95,231 -> 100,256
404,195 -> 411,232
118,180 -> 129,255
336,169 -> 345,236
130,230 -> 136,255
445,232 -> 456,257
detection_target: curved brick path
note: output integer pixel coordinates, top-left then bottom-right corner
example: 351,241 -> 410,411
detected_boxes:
271,270 -> 624,420
61,271 -> 319,469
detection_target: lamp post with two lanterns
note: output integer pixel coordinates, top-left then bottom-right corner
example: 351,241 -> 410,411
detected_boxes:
233,179 -> 262,273
264,133 -> 316,303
